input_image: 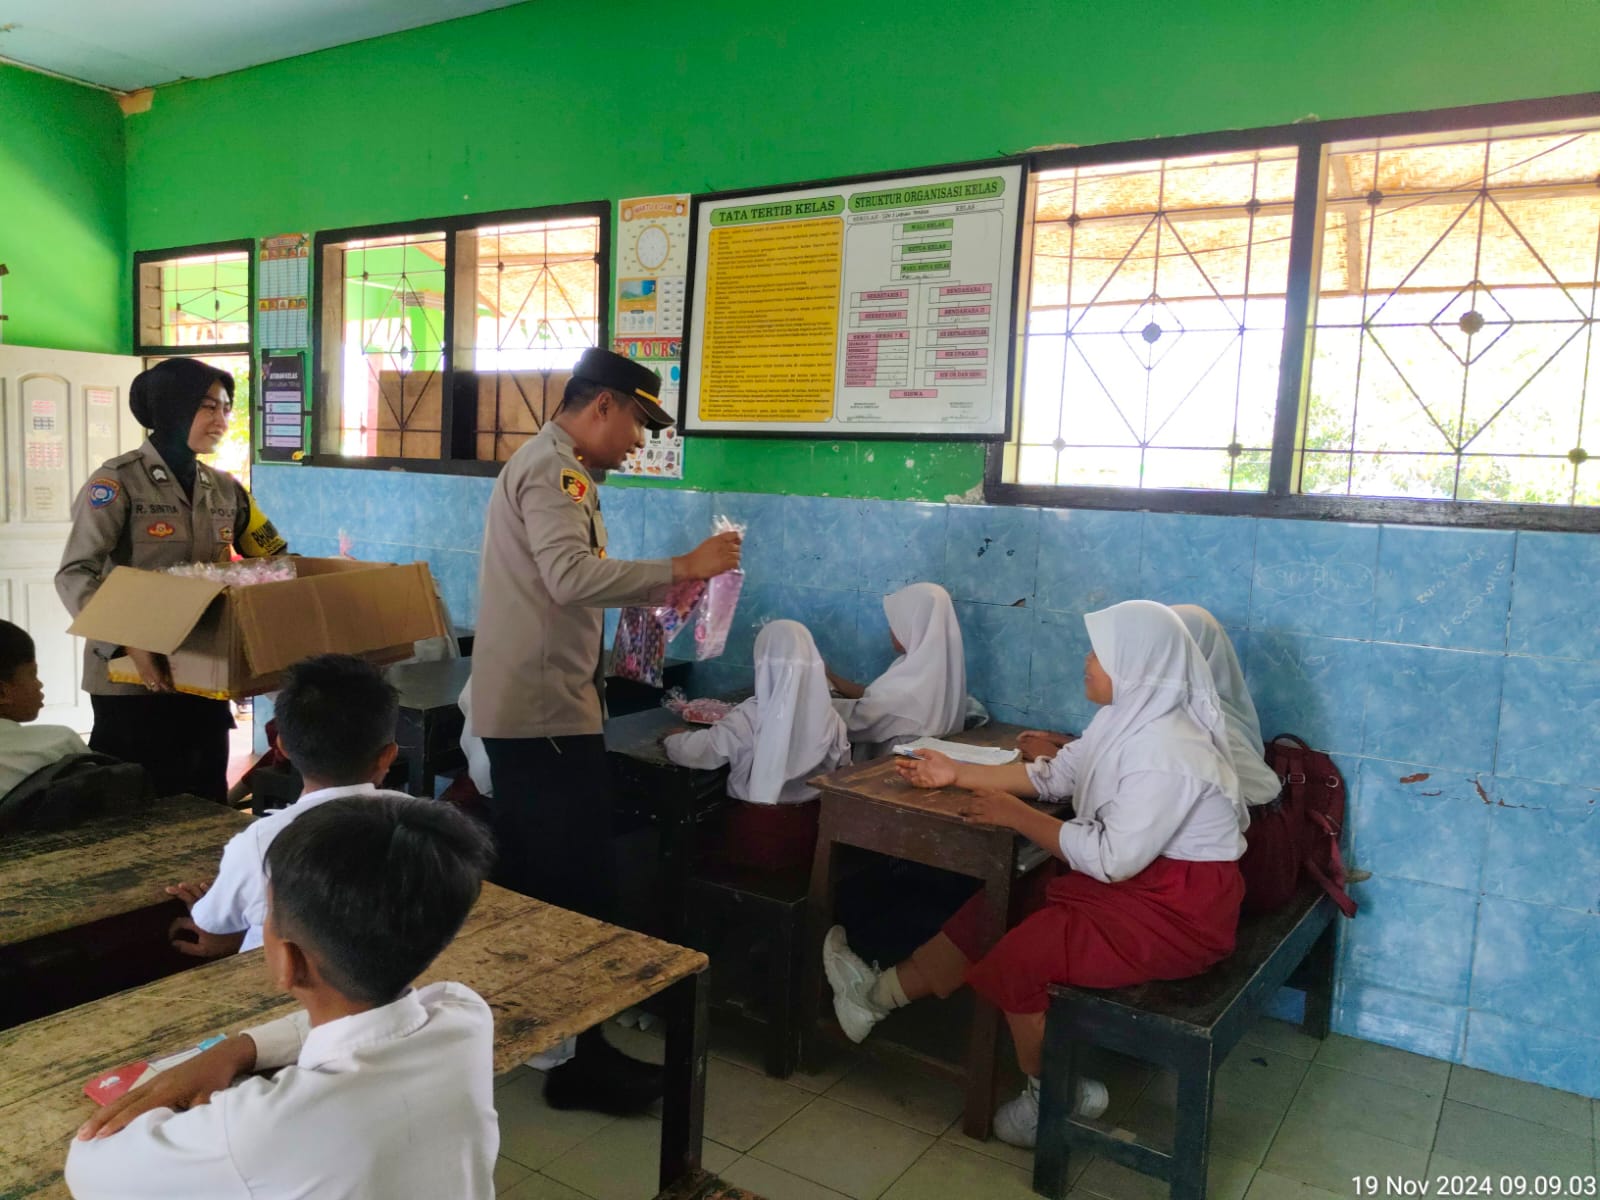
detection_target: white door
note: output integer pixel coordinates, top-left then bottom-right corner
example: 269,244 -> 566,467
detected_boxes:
0,346 -> 145,734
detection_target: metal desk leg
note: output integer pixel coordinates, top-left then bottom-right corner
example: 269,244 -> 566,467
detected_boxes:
659,970 -> 708,1192
962,862 -> 1012,1140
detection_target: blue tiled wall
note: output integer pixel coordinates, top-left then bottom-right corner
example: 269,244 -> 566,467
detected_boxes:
254,463 -> 1600,1098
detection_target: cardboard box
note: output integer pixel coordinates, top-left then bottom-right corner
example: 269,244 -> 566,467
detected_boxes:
68,558 -> 450,700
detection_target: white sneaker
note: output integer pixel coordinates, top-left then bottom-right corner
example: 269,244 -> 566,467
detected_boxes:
822,926 -> 888,1043
992,1075 -> 1110,1149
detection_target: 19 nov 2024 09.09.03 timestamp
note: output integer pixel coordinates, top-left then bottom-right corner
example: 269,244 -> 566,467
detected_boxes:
1354,1177 -> 1600,1197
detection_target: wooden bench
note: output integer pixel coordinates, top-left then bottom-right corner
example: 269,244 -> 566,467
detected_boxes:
683,862 -> 810,1078
1033,886 -> 1340,1200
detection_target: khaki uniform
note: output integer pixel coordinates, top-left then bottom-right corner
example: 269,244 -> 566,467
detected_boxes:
56,440 -> 258,696
474,421 -> 673,739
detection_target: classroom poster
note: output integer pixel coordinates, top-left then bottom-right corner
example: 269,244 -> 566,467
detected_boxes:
258,352 -> 307,462
257,233 -> 310,349
684,163 -> 1024,438
612,195 -> 690,479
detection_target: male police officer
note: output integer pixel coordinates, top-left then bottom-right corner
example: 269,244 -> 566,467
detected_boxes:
474,347 -> 739,1112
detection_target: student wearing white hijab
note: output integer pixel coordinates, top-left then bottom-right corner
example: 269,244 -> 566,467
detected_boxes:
822,600 -> 1247,1149
665,620 -> 852,869
1171,604 -> 1282,807
827,582 -> 967,759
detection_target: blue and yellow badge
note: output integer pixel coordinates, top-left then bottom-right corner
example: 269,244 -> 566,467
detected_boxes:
88,477 -> 120,508
560,469 -> 589,504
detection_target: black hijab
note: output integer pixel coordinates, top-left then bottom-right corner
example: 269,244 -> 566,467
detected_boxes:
129,358 -> 234,497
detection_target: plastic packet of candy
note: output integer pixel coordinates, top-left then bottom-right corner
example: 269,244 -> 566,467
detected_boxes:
165,559 -> 298,587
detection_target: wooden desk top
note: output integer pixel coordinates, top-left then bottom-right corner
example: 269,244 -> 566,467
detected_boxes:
810,723 -> 1068,829
604,695 -> 749,772
0,796 -> 251,948
387,656 -> 473,712
0,882 -> 706,1199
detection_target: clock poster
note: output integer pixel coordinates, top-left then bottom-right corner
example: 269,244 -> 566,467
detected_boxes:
613,194 -> 690,479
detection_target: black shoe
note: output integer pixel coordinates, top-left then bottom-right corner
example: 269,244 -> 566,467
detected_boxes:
543,1031 -> 663,1116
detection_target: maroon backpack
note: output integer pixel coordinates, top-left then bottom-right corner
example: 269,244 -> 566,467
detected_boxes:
1238,734 -> 1358,918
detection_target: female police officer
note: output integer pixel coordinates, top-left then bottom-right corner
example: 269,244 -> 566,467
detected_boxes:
55,357 -> 287,803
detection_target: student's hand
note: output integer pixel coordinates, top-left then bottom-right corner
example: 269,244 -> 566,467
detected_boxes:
672,532 -> 742,581
165,879 -> 213,909
958,789 -> 1031,830
894,749 -> 959,790
1016,731 -> 1072,762
167,916 -> 245,959
77,1035 -> 258,1140
126,648 -> 174,692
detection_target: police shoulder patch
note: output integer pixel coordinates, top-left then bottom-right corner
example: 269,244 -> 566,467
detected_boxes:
559,469 -> 590,504
88,477 -> 120,508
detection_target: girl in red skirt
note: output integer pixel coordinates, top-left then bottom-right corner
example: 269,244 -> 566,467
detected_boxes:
823,599 -> 1247,1148
665,620 -> 852,870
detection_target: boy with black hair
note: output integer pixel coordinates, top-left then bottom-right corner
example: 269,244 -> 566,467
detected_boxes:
66,793 -> 499,1199
167,653 -> 401,958
0,619 -> 89,799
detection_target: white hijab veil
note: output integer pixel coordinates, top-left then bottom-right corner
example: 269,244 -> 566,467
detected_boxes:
715,620 -> 851,805
1072,600 -> 1243,826
843,582 -> 967,746
1172,604 -> 1282,807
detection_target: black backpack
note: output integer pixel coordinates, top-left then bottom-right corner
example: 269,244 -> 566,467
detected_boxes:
0,754 -> 153,834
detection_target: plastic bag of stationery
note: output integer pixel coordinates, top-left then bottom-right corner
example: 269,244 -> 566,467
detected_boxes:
693,515 -> 745,660
609,515 -> 746,686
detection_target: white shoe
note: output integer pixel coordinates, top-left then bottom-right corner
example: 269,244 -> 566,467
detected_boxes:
822,926 -> 887,1043
992,1075 -> 1110,1149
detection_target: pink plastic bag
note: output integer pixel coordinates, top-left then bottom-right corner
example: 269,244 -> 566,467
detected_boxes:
693,515 -> 745,661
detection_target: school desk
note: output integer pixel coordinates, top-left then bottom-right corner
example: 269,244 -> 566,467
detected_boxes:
0,882 -> 710,1199
0,794 -> 251,1028
605,704 -> 733,939
797,722 -> 1069,1141
387,656 -> 473,796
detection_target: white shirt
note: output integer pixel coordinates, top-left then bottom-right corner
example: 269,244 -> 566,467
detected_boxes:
1027,732 -> 1246,884
190,783 -> 377,951
839,583 -> 967,758
664,620 -> 851,805
0,718 -> 89,798
64,982 -> 498,1200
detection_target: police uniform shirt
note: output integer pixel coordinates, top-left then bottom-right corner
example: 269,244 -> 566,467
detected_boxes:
63,982 -> 498,1200
55,440 -> 282,696
473,421 -> 673,739
190,783 -> 378,952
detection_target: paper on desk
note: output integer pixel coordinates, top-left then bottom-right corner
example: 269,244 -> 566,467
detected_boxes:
893,737 -> 1020,766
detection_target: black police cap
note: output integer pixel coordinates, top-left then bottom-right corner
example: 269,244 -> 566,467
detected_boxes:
571,347 -> 673,432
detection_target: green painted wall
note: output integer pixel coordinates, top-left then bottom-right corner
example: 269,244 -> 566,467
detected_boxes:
0,63 -> 127,353
123,0 -> 1600,498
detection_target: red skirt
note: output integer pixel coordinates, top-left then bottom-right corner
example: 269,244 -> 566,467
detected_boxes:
944,857 -> 1244,1014
714,799 -> 819,873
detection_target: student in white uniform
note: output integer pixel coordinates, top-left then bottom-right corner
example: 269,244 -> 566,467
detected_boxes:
1172,604 -> 1282,807
0,620 -> 89,800
823,600 -> 1247,1148
1016,605 -> 1282,809
165,654 -> 400,958
66,793 -> 498,1200
827,582 -> 967,759
664,620 -> 852,870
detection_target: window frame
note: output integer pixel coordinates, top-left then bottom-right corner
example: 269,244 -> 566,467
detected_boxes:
988,91 -> 1600,531
309,200 -> 611,476
132,239 -> 256,358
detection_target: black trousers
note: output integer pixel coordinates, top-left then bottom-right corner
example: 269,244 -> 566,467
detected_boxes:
482,734 -> 617,922
88,693 -> 234,804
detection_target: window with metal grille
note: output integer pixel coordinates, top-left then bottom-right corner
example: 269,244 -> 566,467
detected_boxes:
994,94 -> 1600,530
1016,148 -> 1296,492
313,204 -> 607,469
134,242 -> 253,355
1302,121 -> 1600,505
